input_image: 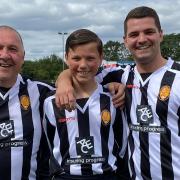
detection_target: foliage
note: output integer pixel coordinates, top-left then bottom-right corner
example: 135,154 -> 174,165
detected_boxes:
21,54 -> 64,83
161,33 -> 180,61
103,40 -> 131,61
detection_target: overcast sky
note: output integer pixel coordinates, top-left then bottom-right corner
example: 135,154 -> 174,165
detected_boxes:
1,0 -> 179,60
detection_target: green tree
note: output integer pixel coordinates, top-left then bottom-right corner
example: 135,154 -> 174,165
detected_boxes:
21,54 -> 64,83
161,33 -> 180,61
103,40 -> 131,61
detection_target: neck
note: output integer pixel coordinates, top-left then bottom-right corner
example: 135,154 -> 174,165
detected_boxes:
73,79 -> 97,99
136,57 -> 167,73
0,75 -> 17,88
0,80 -> 15,88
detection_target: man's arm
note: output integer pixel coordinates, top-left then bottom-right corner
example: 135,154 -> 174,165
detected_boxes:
107,82 -> 125,109
55,69 -> 76,111
55,68 -> 125,110
36,131 -> 50,180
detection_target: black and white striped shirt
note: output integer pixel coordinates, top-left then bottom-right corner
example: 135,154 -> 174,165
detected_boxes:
44,84 -> 127,176
96,58 -> 180,180
0,74 -> 54,180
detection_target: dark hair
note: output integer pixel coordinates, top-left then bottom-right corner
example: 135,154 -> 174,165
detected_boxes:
65,29 -> 103,56
124,6 -> 161,36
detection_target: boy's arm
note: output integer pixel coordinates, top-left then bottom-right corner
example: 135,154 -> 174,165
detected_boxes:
114,110 -> 130,179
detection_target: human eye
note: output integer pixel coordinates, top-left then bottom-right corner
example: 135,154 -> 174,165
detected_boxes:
72,56 -> 80,61
145,29 -> 156,35
9,46 -> 18,52
128,32 -> 138,38
87,56 -> 96,61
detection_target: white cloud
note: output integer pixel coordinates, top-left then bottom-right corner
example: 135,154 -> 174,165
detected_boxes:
0,0 -> 179,60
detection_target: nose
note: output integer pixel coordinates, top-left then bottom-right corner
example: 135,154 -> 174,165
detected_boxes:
137,33 -> 147,43
79,59 -> 87,68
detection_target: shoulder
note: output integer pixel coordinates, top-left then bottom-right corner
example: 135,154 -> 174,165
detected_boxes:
96,64 -> 131,75
21,74 -> 55,89
97,84 -> 112,98
44,93 -> 55,105
171,61 -> 180,71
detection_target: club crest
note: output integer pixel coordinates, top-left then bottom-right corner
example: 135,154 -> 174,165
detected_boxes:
101,109 -> 111,125
20,95 -> 30,110
159,85 -> 171,101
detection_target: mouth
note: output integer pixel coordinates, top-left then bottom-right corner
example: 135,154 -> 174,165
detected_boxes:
136,44 -> 151,50
78,71 -> 89,75
0,63 -> 13,68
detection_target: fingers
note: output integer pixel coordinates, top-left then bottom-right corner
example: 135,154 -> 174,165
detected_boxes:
65,92 -> 76,111
55,88 -> 76,112
112,92 -> 125,109
108,82 -> 125,109
107,83 -> 115,96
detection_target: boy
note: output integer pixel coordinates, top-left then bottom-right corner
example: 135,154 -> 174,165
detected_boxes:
43,29 -> 128,180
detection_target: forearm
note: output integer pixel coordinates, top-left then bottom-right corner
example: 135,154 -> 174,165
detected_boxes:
55,69 -> 76,110
56,69 -> 72,88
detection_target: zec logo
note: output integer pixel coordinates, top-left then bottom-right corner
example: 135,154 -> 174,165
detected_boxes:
0,120 -> 14,140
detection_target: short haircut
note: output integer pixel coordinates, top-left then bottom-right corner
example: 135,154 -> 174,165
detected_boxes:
65,29 -> 103,56
124,6 -> 162,36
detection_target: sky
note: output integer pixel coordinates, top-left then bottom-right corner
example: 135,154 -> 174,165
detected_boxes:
1,0 -> 180,60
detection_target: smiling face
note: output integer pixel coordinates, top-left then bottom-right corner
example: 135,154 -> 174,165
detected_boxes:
124,17 -> 163,67
66,42 -> 102,86
0,27 -> 25,87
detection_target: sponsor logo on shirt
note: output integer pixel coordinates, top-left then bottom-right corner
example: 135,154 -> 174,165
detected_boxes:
129,124 -> 166,133
0,120 -> 14,140
65,156 -> 105,165
126,84 -> 140,89
0,139 -> 30,149
20,95 -> 30,110
76,136 -> 94,156
101,109 -> 111,125
58,117 -> 76,123
136,105 -> 153,125
66,137 -> 105,165
129,105 -> 166,133
159,85 -> 171,101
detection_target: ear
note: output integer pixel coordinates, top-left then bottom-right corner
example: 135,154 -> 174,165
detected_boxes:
123,35 -> 128,48
65,53 -> 69,66
159,29 -> 163,43
99,54 -> 103,67
21,50 -> 25,66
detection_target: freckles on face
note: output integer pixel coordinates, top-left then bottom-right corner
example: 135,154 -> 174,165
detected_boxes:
66,43 -> 102,70
66,43 -> 102,83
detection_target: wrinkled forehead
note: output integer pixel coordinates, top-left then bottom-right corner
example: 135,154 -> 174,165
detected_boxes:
0,28 -> 24,49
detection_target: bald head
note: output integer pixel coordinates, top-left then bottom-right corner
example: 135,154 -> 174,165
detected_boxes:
0,25 -> 24,52
0,25 -> 25,87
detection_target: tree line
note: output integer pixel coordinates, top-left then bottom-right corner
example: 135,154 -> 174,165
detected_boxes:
21,33 -> 180,83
